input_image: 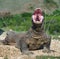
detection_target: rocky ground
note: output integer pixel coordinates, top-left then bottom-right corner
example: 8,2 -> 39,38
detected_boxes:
0,32 -> 60,59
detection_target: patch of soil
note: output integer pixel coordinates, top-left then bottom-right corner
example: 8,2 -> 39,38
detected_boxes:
0,40 -> 60,59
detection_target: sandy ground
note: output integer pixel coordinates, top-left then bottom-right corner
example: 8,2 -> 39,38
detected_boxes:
0,32 -> 60,59
0,40 -> 60,59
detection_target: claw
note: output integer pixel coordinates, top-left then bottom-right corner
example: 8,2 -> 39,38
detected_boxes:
42,49 -> 51,53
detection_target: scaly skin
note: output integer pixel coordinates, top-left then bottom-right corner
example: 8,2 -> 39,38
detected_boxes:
1,20 -> 51,54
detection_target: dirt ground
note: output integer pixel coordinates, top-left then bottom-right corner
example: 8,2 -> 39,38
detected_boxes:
0,39 -> 60,59
0,32 -> 60,59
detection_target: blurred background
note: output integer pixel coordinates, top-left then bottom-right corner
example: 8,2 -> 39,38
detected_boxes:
0,0 -> 60,35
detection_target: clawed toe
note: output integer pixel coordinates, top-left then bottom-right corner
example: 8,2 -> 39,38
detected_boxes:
42,49 -> 51,53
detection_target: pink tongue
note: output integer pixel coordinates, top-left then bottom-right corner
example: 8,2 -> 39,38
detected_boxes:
36,15 -> 40,21
36,19 -> 40,21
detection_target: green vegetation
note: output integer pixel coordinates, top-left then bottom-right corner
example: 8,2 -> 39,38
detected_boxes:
36,56 -> 60,59
45,15 -> 60,34
44,0 -> 56,3
0,10 -> 60,35
0,12 -> 32,31
45,10 -> 60,34
44,0 -> 58,8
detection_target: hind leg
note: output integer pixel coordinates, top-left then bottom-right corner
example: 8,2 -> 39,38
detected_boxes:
2,37 -> 9,45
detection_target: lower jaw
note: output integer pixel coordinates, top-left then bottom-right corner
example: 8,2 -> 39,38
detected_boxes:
34,21 -> 41,24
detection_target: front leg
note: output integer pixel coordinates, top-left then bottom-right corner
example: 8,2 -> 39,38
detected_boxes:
43,37 -> 51,53
19,39 -> 33,55
42,41 -> 51,53
43,45 -> 50,53
42,34 -> 51,53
